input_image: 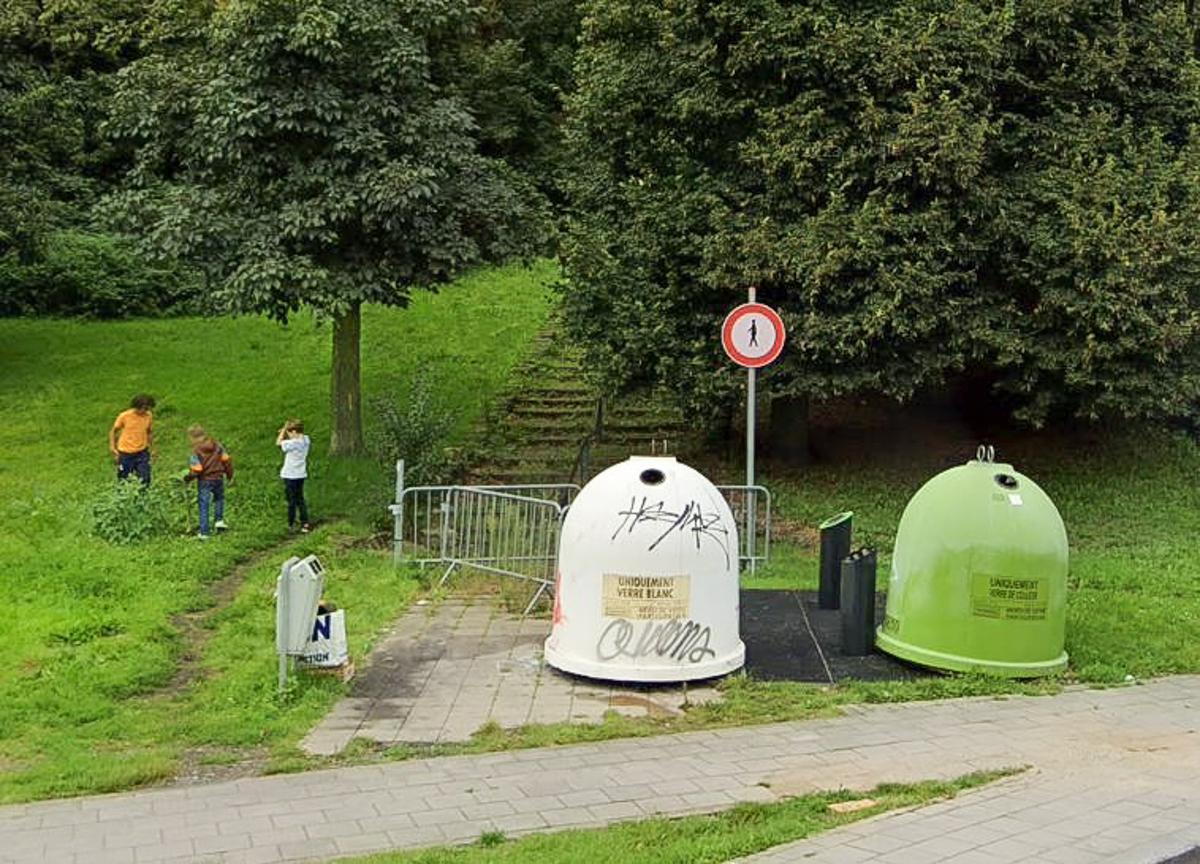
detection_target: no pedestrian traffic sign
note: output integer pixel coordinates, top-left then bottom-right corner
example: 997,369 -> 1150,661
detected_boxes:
722,302 -> 786,368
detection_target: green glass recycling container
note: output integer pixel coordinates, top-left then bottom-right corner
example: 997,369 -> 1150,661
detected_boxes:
875,453 -> 1069,677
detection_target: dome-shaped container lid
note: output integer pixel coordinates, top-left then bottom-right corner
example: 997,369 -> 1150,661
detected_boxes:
878,445 -> 1070,677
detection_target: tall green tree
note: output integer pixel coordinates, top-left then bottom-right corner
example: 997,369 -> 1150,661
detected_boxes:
442,0 -> 580,204
0,0 -> 120,264
105,0 -> 541,454
563,0 -> 1200,432
0,0 -> 194,317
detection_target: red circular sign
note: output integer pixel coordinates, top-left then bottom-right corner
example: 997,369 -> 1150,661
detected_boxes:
722,303 -> 786,368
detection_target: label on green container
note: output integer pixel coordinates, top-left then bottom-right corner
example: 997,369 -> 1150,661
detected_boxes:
970,573 -> 1048,620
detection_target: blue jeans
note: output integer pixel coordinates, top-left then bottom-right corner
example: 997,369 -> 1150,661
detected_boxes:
117,450 -> 151,486
197,479 -> 225,535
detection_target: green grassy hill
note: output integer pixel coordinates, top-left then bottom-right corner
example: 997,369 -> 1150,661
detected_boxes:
0,262 -> 556,802
3,257 -> 1199,804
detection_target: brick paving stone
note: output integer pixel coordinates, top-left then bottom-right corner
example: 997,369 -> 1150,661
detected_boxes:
302,598 -> 723,751
132,843 -> 194,863
586,802 -> 642,822
192,834 -> 252,855
245,830 -> 305,850
539,808 -> 597,828
409,808 -> 464,828
491,812 -> 550,833
330,832 -> 391,855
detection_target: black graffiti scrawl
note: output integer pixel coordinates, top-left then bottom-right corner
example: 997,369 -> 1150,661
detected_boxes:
596,617 -> 717,665
611,496 -> 731,569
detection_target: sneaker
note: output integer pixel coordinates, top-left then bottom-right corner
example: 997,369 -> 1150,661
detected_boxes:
300,523 -> 312,534
196,533 -> 209,540
214,520 -> 228,531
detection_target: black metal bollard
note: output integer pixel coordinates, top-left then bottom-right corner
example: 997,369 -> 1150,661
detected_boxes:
818,511 -> 853,609
840,548 -> 877,656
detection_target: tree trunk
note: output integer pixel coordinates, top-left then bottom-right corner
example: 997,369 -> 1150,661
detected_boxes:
330,303 -> 364,456
768,393 -> 810,465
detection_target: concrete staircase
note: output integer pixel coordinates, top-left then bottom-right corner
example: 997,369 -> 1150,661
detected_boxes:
465,318 -> 695,485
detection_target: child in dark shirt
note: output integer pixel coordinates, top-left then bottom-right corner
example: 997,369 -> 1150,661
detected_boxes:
185,425 -> 234,539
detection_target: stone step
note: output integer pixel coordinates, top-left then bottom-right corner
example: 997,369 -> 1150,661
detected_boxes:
485,450 -> 578,467
506,415 -> 685,434
506,395 -> 597,409
508,384 -> 593,398
504,431 -> 679,447
464,315 -> 695,484
502,409 -> 598,425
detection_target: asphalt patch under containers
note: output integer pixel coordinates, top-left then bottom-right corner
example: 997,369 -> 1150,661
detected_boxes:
740,589 -> 928,684
1161,848 -> 1200,864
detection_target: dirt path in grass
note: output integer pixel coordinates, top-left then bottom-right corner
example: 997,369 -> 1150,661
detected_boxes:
151,539 -> 301,787
161,542 -> 286,698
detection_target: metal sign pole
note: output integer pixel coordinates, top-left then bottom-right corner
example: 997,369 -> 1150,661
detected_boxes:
723,289 -> 784,578
745,287 -> 757,577
393,459 -> 405,566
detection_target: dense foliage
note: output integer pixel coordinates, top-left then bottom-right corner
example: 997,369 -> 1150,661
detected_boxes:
0,230 -> 195,317
0,0 -> 203,317
444,0 -> 580,207
563,0 -> 1200,426
1,0 -> 572,325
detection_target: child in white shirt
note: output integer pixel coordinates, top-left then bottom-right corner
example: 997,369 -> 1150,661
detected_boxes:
276,419 -> 312,533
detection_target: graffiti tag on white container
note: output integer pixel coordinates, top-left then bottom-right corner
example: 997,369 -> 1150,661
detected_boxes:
596,617 -> 716,664
611,496 -> 731,568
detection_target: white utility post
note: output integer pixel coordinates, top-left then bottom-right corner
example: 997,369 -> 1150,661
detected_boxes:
275,555 -> 326,693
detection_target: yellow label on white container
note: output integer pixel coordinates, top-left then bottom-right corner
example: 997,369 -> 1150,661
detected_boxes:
602,574 -> 690,620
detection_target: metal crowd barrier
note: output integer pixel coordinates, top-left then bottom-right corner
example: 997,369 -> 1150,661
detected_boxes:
389,461 -> 579,613
389,462 -> 772,612
716,484 -> 772,576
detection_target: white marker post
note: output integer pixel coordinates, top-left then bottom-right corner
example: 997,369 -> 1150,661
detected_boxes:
721,292 -> 786,577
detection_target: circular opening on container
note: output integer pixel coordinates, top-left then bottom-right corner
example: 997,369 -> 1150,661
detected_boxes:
639,468 -> 665,486
818,511 -> 854,530
994,473 -> 1019,490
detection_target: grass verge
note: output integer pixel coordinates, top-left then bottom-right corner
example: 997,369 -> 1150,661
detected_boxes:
338,769 -> 1019,863
744,425 -> 1200,683
0,262 -> 556,802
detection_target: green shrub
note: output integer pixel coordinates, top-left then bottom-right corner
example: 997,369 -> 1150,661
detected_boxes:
371,371 -> 456,485
91,478 -> 188,544
0,231 -> 199,318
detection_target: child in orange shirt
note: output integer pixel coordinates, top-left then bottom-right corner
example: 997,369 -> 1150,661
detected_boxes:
109,394 -> 156,485
184,425 -> 234,539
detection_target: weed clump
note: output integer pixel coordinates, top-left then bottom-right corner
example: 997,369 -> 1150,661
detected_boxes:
92,479 -> 187,544
371,370 -> 456,485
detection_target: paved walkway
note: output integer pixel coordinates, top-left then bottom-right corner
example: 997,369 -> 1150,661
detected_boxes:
301,599 -> 719,755
736,741 -> 1200,864
1,677 -> 1197,864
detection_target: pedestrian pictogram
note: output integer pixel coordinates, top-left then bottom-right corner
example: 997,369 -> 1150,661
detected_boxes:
722,302 -> 786,369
